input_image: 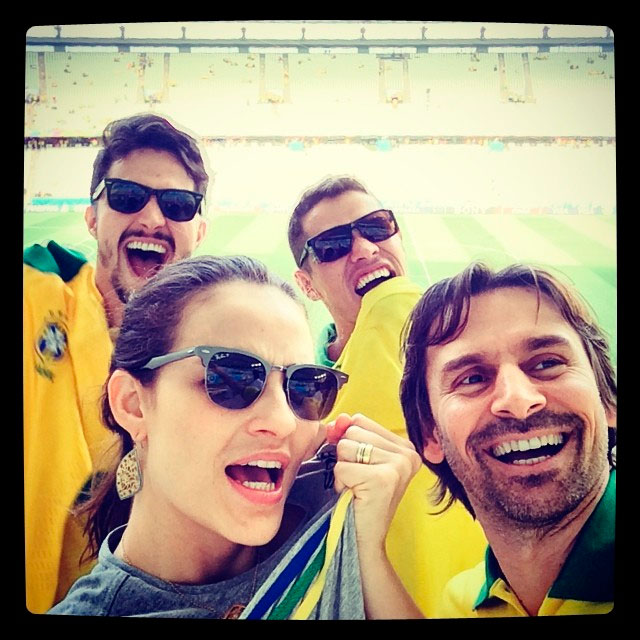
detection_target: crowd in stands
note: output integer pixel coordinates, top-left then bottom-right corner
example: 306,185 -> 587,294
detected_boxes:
25,51 -> 615,139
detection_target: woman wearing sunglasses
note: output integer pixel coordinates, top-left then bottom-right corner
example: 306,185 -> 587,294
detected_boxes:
49,255 -> 421,619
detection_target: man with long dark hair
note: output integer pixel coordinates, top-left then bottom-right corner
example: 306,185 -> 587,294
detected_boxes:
400,262 -> 616,616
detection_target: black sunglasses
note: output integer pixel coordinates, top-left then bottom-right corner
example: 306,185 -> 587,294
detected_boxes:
92,178 -> 203,222
298,209 -> 399,266
142,346 -> 348,421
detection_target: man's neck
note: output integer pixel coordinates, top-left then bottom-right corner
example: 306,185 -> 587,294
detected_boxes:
327,319 -> 355,362
477,470 -> 609,616
95,273 -> 125,329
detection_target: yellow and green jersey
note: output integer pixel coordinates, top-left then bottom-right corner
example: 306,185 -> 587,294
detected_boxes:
438,470 -> 615,617
24,241 -> 116,613
318,276 -> 487,618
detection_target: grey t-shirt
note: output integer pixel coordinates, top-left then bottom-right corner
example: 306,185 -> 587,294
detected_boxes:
48,446 -> 365,619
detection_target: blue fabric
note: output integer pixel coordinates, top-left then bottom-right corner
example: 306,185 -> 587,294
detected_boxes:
246,518 -> 329,619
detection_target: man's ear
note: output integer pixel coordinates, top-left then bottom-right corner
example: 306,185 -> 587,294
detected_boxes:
107,370 -> 149,443
294,269 -> 321,302
194,214 -> 208,249
85,204 -> 98,239
423,428 -> 445,464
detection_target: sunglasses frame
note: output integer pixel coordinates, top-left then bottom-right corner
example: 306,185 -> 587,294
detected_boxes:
91,177 -> 204,222
141,345 -> 348,421
298,208 -> 399,267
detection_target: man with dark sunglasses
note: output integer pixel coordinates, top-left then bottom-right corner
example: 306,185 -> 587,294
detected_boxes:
287,176 -> 486,617
23,113 -> 211,613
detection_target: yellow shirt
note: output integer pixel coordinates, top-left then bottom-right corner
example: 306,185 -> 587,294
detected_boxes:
24,242 -> 116,613
437,471 -> 615,617
320,276 -> 487,617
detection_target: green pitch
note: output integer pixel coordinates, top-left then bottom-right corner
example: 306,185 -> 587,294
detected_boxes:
24,210 -> 617,366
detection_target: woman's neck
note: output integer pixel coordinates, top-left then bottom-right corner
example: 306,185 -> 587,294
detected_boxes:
117,498 -> 257,585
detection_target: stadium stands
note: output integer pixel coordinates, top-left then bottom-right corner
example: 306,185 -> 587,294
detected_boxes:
23,47 -> 616,216
25,50 -> 615,138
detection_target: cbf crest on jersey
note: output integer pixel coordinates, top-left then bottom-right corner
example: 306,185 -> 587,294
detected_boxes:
35,312 -> 69,381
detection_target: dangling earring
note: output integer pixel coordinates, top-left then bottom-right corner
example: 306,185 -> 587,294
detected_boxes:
116,446 -> 142,500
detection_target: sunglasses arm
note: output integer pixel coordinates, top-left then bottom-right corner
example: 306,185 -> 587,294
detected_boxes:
142,347 -> 201,370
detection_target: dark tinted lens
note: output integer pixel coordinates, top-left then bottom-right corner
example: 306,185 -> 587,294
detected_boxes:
287,367 -> 338,420
205,352 -> 266,409
311,230 -> 352,263
357,211 -> 397,242
108,182 -> 148,214
158,190 -> 200,221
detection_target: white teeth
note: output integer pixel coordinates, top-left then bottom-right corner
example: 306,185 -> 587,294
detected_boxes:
245,460 -> 282,469
126,241 -> 167,254
241,481 -> 276,491
356,268 -> 391,291
512,455 -> 550,466
491,433 -> 566,458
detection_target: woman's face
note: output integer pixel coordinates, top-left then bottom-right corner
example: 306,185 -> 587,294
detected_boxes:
137,281 -> 319,548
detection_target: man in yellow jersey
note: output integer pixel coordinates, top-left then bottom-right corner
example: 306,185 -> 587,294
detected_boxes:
400,262 -> 616,617
287,176 -> 486,617
24,114 -> 210,613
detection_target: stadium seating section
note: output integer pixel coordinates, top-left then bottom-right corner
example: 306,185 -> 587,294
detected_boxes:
25,51 -> 615,138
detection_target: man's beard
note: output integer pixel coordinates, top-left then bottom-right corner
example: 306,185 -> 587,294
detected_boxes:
438,409 -> 609,530
99,232 -> 179,305
111,269 -> 132,305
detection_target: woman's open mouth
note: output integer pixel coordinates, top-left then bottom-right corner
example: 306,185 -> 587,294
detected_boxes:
225,460 -> 285,493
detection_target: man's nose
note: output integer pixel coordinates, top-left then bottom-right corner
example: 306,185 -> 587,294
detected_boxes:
490,365 -> 546,421
134,195 -> 167,230
349,230 -> 379,261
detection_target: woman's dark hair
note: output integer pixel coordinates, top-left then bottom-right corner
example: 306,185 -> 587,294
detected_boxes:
89,113 -> 211,200
79,255 -> 305,560
400,262 -> 617,517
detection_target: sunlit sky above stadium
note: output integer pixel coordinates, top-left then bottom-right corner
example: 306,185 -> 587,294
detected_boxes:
27,21 -> 611,40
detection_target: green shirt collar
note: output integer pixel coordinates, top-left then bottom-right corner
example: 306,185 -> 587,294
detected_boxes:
316,323 -> 337,368
24,240 -> 88,282
474,470 -> 615,609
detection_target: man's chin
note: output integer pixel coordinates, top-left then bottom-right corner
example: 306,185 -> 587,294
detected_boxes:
111,270 -> 152,305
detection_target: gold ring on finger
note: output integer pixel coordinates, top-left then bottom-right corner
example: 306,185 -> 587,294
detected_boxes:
356,442 -> 374,465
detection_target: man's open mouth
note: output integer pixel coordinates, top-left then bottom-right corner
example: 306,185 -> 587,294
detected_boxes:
488,432 -> 569,466
354,267 -> 395,296
125,240 -> 169,279
225,460 -> 284,492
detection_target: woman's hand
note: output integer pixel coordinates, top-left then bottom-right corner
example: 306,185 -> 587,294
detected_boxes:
329,412 -> 422,554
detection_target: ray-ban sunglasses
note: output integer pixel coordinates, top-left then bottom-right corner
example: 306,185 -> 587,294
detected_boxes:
92,178 -> 203,222
298,209 -> 399,267
142,346 -> 349,421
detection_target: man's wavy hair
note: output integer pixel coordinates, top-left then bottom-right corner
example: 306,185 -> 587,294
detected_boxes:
90,113 -> 211,205
400,262 -> 617,517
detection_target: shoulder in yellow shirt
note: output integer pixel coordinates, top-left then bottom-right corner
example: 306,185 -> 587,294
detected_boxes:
437,471 -> 615,617
24,242 -> 116,613
318,276 -> 486,617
